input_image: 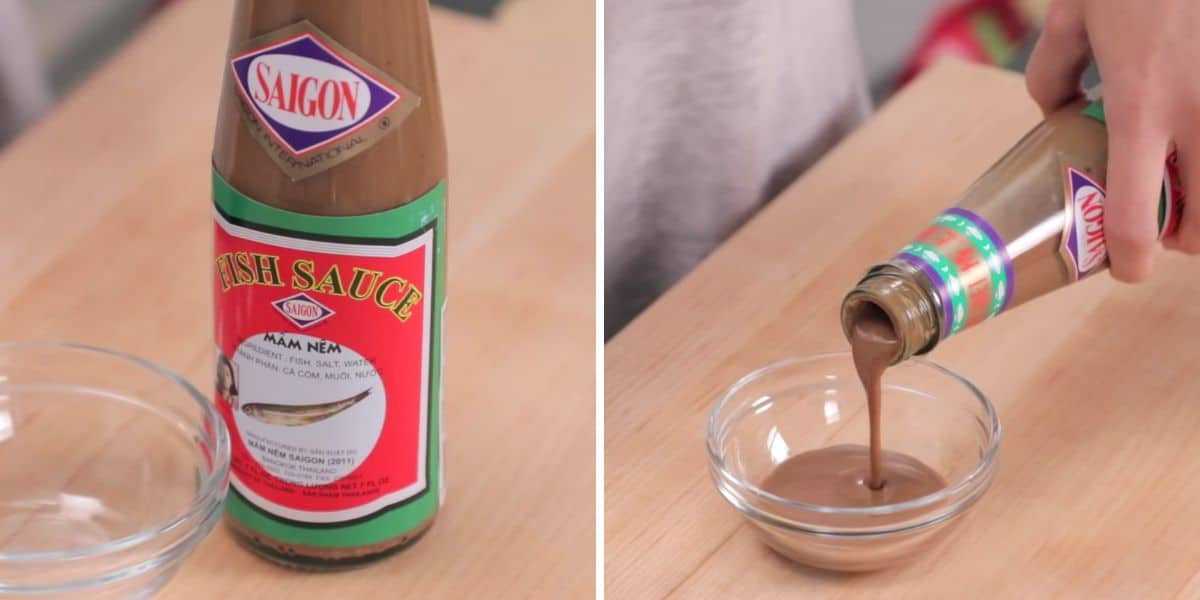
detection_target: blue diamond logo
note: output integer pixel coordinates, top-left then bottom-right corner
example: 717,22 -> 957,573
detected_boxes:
230,32 -> 402,156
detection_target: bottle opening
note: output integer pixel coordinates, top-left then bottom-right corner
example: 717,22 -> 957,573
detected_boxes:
844,299 -> 894,334
841,269 -> 939,364
842,299 -> 902,365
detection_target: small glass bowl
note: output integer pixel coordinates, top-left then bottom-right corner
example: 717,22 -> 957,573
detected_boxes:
0,342 -> 230,598
706,353 -> 1000,572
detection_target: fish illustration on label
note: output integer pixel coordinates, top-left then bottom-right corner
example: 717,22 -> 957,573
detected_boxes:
242,389 -> 371,427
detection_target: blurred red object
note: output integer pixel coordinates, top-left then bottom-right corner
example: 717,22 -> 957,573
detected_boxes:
896,0 -> 1031,90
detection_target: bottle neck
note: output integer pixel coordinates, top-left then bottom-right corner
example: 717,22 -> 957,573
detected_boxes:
216,0 -> 445,213
841,265 -> 940,364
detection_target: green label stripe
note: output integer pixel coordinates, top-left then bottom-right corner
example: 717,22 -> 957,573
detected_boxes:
932,214 -> 1008,318
213,169 -> 443,239
900,242 -> 970,334
970,13 -> 1014,65
213,169 -> 445,548
1160,166 -> 1168,230
225,490 -> 439,548
1082,99 -> 1106,123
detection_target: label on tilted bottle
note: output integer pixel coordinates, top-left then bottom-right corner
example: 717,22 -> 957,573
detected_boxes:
893,208 -> 1015,339
1061,100 -> 1185,281
213,170 -> 444,547
893,100 -> 1187,340
228,20 -> 421,180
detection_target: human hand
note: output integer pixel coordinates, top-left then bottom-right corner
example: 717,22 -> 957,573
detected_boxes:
1025,0 -> 1200,282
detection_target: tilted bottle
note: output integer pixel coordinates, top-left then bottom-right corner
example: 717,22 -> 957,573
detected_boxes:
842,99 -> 1184,362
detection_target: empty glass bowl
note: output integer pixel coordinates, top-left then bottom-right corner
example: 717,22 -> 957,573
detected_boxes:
706,353 -> 1000,572
0,342 -> 230,598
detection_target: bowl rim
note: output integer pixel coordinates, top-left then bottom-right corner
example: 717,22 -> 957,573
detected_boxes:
705,352 -> 1001,519
0,341 -> 231,563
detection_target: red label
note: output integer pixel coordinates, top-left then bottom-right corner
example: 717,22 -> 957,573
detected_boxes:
213,212 -> 432,523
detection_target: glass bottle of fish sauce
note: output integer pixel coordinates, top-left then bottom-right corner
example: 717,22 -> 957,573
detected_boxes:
841,98 -> 1183,362
211,0 -> 447,569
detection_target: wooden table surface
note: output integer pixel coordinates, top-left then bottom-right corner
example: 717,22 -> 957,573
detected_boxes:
606,62 -> 1200,599
0,0 -> 594,597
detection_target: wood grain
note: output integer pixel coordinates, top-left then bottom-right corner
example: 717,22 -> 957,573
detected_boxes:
605,61 -> 1200,599
0,0 -> 595,597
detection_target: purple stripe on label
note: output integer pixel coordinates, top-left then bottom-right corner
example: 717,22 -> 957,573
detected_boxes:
944,207 -> 1015,309
896,252 -> 953,340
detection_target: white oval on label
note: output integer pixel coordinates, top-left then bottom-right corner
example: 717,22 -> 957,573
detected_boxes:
247,53 -> 372,132
281,299 -> 321,320
233,333 -> 385,487
1072,183 -> 1107,273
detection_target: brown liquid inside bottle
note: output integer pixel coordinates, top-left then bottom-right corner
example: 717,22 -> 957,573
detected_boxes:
212,0 -> 446,570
